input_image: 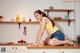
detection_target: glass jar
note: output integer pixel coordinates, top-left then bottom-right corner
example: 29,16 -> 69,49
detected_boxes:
22,17 -> 26,22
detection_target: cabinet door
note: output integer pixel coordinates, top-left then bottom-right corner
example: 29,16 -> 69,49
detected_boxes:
29,49 -> 59,53
7,46 -> 15,53
14,46 -> 28,53
7,46 -> 28,53
60,49 -> 80,53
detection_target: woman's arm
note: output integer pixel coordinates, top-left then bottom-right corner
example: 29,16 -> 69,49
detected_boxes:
35,18 -> 46,45
35,23 -> 42,43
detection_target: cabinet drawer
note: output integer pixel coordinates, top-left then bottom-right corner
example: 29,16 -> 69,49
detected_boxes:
60,49 -> 80,53
7,46 -> 28,53
29,49 -> 59,53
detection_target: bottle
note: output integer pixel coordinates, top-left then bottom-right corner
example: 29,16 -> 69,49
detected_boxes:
29,18 -> 31,22
16,14 -> 20,22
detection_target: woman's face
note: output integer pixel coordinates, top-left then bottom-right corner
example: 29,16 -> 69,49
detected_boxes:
34,13 -> 42,21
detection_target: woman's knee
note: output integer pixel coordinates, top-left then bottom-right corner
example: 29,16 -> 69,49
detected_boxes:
43,38 -> 50,45
48,38 -> 58,45
48,41 -> 53,45
48,41 -> 57,45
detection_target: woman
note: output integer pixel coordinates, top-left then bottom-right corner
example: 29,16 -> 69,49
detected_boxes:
33,10 -> 74,46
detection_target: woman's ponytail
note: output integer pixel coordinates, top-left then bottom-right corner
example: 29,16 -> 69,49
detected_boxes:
42,12 -> 48,17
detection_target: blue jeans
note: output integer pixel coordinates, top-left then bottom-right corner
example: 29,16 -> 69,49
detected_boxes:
50,30 -> 65,40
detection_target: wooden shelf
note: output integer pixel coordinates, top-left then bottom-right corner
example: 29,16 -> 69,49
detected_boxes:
44,9 -> 74,18
44,9 -> 74,12
21,21 -> 39,24
44,8 -> 74,26
0,21 -> 40,29
0,19 -> 75,23
53,19 -> 75,26
53,19 -> 75,21
0,19 -> 75,29
0,19 -> 75,26
0,21 -> 39,24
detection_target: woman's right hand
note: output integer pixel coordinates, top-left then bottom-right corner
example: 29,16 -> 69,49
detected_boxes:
32,43 -> 38,46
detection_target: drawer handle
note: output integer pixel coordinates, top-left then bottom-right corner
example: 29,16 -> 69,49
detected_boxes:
12,47 -> 14,49
43,51 -> 46,53
62,51 -> 64,53
16,47 -> 17,49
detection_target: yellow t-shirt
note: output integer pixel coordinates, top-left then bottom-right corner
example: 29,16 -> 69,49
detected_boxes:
45,19 -> 58,35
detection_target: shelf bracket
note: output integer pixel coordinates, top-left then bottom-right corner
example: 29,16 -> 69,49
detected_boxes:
47,11 -> 49,16
68,20 -> 71,26
18,22 -> 21,29
67,11 -> 70,17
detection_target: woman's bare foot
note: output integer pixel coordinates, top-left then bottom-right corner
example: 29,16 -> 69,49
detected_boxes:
67,40 -> 75,46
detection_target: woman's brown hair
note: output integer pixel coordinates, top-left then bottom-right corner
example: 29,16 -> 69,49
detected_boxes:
34,10 -> 55,27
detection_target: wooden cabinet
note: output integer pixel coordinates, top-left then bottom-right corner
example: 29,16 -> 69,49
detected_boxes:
29,49 -> 59,53
60,49 -> 80,53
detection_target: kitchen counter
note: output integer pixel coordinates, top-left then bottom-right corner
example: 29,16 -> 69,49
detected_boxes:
0,42 -> 28,46
0,42 -> 80,49
27,44 -> 80,49
0,43 -> 80,53
28,44 -> 80,53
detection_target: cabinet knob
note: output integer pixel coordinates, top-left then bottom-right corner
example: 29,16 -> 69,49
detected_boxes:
12,47 -> 14,49
43,51 -> 46,53
16,47 -> 17,49
62,51 -> 64,53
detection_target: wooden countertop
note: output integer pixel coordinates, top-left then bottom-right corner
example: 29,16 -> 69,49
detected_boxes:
0,43 -> 80,49
0,42 -> 28,46
27,44 -> 80,49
